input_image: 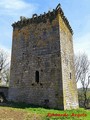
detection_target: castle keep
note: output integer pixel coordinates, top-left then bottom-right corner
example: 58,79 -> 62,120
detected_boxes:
8,4 -> 79,110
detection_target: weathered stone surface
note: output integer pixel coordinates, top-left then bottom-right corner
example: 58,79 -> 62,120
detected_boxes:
0,86 -> 8,100
8,4 -> 79,110
58,14 -> 79,109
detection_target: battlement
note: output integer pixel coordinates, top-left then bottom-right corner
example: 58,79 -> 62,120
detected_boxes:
12,4 -> 73,34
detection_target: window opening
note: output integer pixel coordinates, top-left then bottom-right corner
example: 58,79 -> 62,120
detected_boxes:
35,71 -> 39,83
70,73 -> 71,79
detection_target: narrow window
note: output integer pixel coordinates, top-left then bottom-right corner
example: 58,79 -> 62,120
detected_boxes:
70,73 -> 71,79
35,71 -> 39,83
44,99 -> 49,108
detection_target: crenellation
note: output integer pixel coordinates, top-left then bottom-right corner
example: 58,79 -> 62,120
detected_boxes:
48,10 -> 51,16
32,14 -> 38,20
20,16 -> 27,21
53,9 -> 56,15
12,4 -> 73,34
56,3 -> 61,10
44,12 -> 46,15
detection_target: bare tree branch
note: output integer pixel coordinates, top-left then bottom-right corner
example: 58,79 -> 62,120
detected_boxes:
0,49 -> 10,86
75,53 -> 90,108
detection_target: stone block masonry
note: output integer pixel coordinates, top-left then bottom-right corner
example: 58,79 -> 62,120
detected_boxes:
8,4 -> 79,110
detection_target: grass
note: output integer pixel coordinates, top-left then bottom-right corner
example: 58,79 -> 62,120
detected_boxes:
0,102 -> 90,120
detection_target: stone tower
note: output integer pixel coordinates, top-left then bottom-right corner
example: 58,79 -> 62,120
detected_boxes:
8,4 -> 79,110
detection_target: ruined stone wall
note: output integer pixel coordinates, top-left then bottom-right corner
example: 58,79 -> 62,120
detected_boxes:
0,86 -> 8,100
8,15 -> 64,109
58,14 -> 79,109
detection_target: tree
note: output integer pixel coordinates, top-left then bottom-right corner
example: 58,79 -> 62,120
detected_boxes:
0,49 -> 10,86
74,54 -> 90,83
74,53 -> 90,108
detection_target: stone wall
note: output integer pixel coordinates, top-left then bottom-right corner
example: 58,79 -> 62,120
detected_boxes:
0,86 -> 8,100
9,15 -> 64,109
58,14 -> 79,109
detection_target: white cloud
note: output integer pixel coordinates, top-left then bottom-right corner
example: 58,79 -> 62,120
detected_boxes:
0,0 -> 38,60
0,0 -> 38,17
74,33 -> 90,59
0,0 -> 30,10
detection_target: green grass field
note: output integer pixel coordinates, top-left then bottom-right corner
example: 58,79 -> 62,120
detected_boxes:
0,102 -> 90,120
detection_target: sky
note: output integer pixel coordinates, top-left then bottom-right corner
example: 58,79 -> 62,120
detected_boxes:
0,0 -> 90,87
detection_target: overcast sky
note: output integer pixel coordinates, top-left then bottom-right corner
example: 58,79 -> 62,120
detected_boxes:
0,0 -> 90,87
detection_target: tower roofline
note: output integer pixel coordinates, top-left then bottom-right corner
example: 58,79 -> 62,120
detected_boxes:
12,3 -> 73,34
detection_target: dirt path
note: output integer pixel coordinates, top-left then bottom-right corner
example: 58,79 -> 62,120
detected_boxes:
0,107 -> 44,120
0,108 -> 27,120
